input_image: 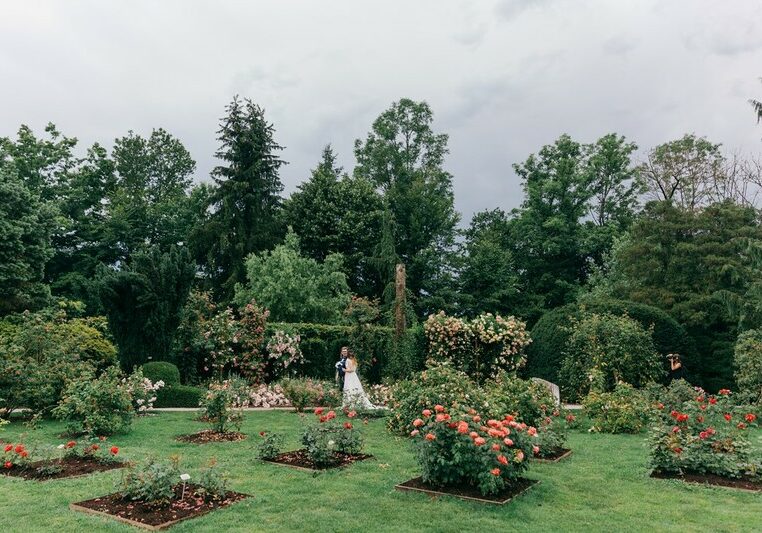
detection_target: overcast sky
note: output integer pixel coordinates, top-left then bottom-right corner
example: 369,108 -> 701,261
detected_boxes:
2,0 -> 761,222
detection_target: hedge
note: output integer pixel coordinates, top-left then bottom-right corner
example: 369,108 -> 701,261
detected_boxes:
154,385 -> 205,408
524,298 -> 695,385
267,322 -> 425,383
141,361 -> 181,387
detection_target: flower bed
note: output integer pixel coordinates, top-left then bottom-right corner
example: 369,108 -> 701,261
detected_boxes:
175,431 -> 246,444
649,386 -> 761,488
2,440 -> 123,480
262,450 -> 372,472
70,483 -> 249,531
395,476 -> 539,505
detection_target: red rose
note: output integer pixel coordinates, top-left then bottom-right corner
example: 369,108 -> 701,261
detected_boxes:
709,397 -> 717,405
435,413 -> 446,423
724,414 -> 732,422
504,415 -> 514,423
533,445 -> 540,455
3,461 -> 11,469
676,414 -> 688,423
91,444 -> 99,451
314,407 -> 324,415
319,415 -> 328,423
259,431 -> 266,437
3,444 -> 12,453
14,445 -> 24,454
19,451 -> 28,458
696,396 -> 704,403
425,433 -> 436,441
718,389 -> 731,395
348,411 -> 357,418
413,418 -> 424,428
66,441 -> 76,449
673,447 -> 682,454
469,431 -> 479,439
457,423 -> 469,434
326,411 -> 336,420
491,443 -> 500,452
670,410 -> 679,419
474,437 -> 486,446
503,438 -> 513,446
527,427 -> 537,436
472,415 -> 481,423
344,422 -> 353,430
566,414 -> 576,422
745,413 -> 757,423
737,422 -> 747,429
490,468 -> 501,476
422,409 -> 432,417
699,431 -> 708,439
110,446 -> 119,455
434,405 -> 445,413
497,454 -> 509,465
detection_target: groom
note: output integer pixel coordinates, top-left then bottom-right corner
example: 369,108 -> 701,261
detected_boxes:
335,346 -> 348,390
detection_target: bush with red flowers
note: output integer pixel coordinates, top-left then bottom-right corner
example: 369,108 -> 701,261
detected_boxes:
300,408 -> 364,467
2,442 -> 31,470
649,387 -> 761,479
410,404 -> 537,495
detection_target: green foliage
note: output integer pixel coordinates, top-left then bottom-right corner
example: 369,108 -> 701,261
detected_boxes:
256,432 -> 284,460
734,330 -> 762,404
197,461 -> 229,501
119,457 -> 180,506
154,385 -> 205,408
200,381 -> 244,434
172,290 -> 216,383
280,378 -> 342,412
410,404 -> 536,496
648,388 -> 761,479
284,146 -> 385,297
234,229 -> 351,324
98,245 -> 196,370
141,361 -> 181,387
0,165 -> 56,314
195,96 -> 286,300
53,367 -> 134,436
560,313 -> 663,401
300,409 -> 364,466
354,98 -> 459,315
583,383 -> 650,434
387,364 -> 486,436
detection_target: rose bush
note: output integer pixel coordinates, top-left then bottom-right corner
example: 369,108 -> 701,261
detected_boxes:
649,387 -> 761,479
280,377 -> 341,412
410,403 -> 537,495
583,382 -> 650,434
200,381 -> 244,434
123,368 -> 164,415
301,408 -> 364,467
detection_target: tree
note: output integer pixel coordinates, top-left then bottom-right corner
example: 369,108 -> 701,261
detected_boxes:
0,167 -> 56,314
98,246 -> 196,369
284,146 -> 384,296
233,229 -> 351,324
198,96 -> 286,300
751,78 -> 762,124
354,98 -> 459,315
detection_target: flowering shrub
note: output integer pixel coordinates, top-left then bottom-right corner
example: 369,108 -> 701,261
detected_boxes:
388,364 -> 486,436
2,442 -> 31,470
119,457 -> 180,507
367,384 -> 392,407
583,382 -> 650,434
200,381 -> 244,433
649,388 -> 761,479
123,368 -> 164,415
301,408 -> 365,466
281,378 -> 341,412
59,437 -> 121,463
197,460 -> 228,501
256,431 -> 284,460
266,328 -> 304,378
52,367 -> 134,436
424,312 -> 530,383
246,383 -> 290,408
410,404 -> 537,495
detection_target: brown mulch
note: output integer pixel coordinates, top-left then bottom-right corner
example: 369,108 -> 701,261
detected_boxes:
534,448 -> 572,462
650,471 -> 762,492
175,431 -> 247,444
71,483 -> 250,530
1,456 -> 125,481
263,449 -> 373,470
396,476 -> 539,504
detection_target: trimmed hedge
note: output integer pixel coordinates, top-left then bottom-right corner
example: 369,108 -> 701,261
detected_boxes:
267,322 -> 425,383
154,385 -> 205,408
524,298 -> 695,385
142,361 -> 181,387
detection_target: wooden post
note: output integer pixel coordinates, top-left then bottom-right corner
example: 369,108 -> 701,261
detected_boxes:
394,263 -> 406,339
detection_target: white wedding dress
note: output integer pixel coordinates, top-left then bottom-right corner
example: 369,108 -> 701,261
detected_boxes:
342,360 -> 383,410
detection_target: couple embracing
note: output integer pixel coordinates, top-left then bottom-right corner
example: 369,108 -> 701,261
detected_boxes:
334,346 -> 383,410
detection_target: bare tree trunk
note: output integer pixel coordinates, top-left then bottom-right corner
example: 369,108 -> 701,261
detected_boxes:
394,263 -> 406,339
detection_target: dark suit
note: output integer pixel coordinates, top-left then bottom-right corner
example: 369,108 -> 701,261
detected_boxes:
336,357 -> 347,390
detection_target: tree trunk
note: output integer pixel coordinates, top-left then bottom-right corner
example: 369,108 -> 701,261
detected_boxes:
394,263 -> 406,339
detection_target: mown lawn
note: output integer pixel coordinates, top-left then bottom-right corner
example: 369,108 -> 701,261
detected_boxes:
0,411 -> 760,532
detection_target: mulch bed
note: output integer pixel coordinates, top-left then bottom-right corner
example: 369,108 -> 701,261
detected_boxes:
175,431 -> 246,444
262,449 -> 373,471
534,448 -> 573,463
650,471 -> 762,492
1,456 -> 125,481
395,476 -> 539,505
70,483 -> 250,531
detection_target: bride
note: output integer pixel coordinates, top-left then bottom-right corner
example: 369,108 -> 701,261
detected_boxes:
343,352 -> 384,410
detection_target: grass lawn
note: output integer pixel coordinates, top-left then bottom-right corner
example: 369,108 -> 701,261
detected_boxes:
1,411 -> 760,532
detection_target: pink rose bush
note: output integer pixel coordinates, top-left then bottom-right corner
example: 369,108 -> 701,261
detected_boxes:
410,403 -> 537,495
649,386 -> 761,479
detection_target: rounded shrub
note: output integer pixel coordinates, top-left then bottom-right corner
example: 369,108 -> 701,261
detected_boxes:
154,385 -> 205,408
141,361 -> 181,387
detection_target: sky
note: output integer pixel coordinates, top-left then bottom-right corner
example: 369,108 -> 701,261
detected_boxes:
1,0 -> 761,223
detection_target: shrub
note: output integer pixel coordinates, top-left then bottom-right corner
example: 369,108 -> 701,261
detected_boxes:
387,364 -> 487,436
583,383 -> 650,434
281,378 -> 342,412
123,368 -> 165,414
141,362 -> 181,387
559,313 -> 663,401
643,379 -> 699,413
424,311 -> 531,383
301,408 -> 364,466
245,383 -> 290,408
119,457 -> 180,506
197,461 -> 228,501
53,367 -> 134,436
200,381 -> 244,433
266,327 -> 305,379
256,432 -> 284,460
410,404 -> 537,496
525,299 -> 694,384
154,385 -> 205,408
2,442 -> 32,469
649,388 -> 761,479
59,438 -> 121,464
734,330 -> 762,404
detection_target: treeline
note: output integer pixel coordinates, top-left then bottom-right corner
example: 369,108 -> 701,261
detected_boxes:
2,95 -> 762,391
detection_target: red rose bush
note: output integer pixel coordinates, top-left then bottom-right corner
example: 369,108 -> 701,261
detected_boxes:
410,404 -> 537,495
649,387 -> 761,480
